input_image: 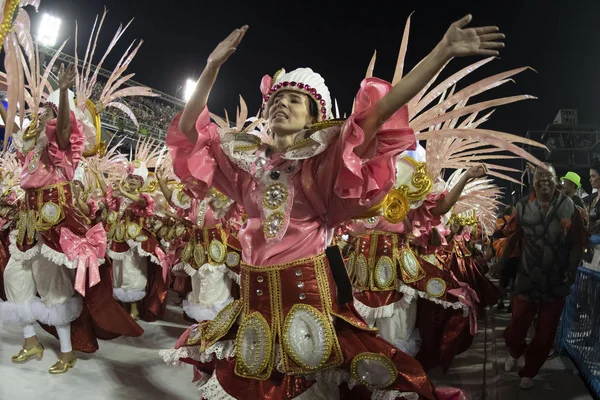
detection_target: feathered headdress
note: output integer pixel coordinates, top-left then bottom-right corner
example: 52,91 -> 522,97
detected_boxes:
0,144 -> 22,194
74,7 -> 158,128
127,135 -> 163,185
365,14 -> 547,186
1,1 -> 40,146
445,169 -> 504,236
85,136 -> 128,187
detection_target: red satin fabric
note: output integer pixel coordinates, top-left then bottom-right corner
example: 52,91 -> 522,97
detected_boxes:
188,318 -> 438,400
21,183 -> 90,254
0,229 -> 8,301
446,241 -> 500,312
354,289 -> 404,308
139,262 -> 168,322
415,298 -> 472,372
171,275 -> 192,298
176,255 -> 437,399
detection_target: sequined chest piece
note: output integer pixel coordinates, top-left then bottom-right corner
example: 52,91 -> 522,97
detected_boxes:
254,156 -> 299,241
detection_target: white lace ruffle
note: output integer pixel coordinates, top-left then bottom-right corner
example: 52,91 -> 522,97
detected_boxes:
183,297 -> 233,322
113,287 -> 146,303
107,247 -> 129,260
126,239 -> 161,266
163,339 -> 420,400
198,373 -> 237,400
0,298 -> 40,324
9,230 -> 39,261
159,339 -> 236,367
32,295 -> 83,326
40,244 -> 105,269
226,269 -> 240,286
396,282 -> 469,316
353,297 -> 406,320
372,390 -> 419,400
197,369 -> 340,400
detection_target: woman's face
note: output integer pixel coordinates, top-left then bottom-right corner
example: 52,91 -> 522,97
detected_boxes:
126,176 -> 143,192
268,91 -> 315,136
36,107 -> 56,134
73,182 -> 83,199
590,169 -> 600,189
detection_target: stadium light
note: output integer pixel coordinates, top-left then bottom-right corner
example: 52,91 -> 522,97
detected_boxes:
37,13 -> 61,47
184,79 -> 196,102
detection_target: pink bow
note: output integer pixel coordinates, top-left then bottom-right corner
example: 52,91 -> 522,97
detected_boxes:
448,280 -> 480,336
260,74 -> 273,96
156,247 -> 174,283
60,223 -> 107,297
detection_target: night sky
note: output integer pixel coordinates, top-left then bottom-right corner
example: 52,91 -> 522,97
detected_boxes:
23,0 -> 600,193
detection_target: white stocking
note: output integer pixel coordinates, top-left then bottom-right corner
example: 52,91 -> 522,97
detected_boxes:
23,324 -> 36,339
56,323 -> 72,353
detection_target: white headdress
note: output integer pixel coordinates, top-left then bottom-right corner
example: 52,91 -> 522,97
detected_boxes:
261,67 -> 333,122
127,136 -> 162,185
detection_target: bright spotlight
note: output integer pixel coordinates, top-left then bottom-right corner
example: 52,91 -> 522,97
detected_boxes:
37,13 -> 61,47
184,79 -> 196,102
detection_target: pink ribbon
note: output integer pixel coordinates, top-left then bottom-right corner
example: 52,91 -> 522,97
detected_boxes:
60,223 -> 107,297
155,247 -> 174,283
448,280 -> 480,336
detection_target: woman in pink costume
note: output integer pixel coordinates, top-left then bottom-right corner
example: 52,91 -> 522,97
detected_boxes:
159,15 -> 504,399
347,158 -> 486,358
0,149 -> 22,301
0,64 -> 104,373
71,163 -> 99,219
157,163 -> 242,323
93,141 -> 168,322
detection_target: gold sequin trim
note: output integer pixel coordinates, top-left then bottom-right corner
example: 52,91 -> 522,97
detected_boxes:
195,299 -> 242,349
350,352 -> 398,389
262,183 -> 288,210
234,312 -> 273,380
281,304 -> 334,371
397,245 -> 426,284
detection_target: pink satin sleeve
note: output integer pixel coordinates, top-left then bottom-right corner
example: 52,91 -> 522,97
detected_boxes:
409,190 -> 448,250
45,110 -> 85,181
105,184 -> 119,211
309,78 -> 415,227
87,198 -> 99,217
5,191 -> 17,205
129,193 -> 155,217
166,110 -> 249,203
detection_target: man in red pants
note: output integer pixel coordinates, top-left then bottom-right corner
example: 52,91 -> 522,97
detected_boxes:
492,163 -> 584,390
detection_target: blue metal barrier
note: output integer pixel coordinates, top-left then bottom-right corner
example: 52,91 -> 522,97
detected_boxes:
556,266 -> 600,397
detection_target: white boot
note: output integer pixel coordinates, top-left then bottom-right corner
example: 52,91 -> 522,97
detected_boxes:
504,355 -> 518,372
520,377 -> 534,390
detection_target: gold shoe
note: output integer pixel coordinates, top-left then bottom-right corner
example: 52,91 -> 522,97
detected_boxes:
11,344 -> 44,363
48,357 -> 77,374
130,302 -> 140,321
